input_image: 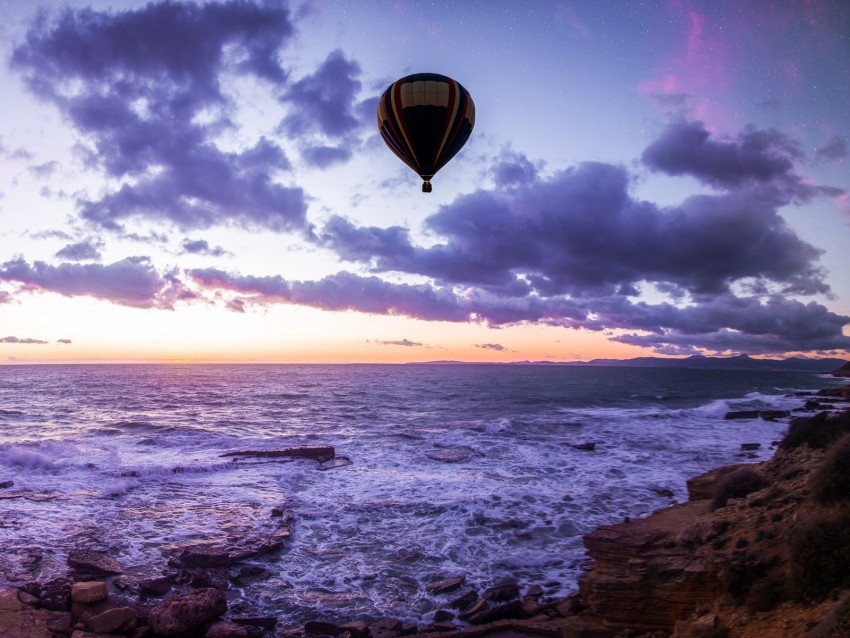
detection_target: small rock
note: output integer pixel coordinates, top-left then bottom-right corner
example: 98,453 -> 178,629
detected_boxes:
39,577 -> 73,611
72,581 -> 108,604
189,568 -> 230,590
17,590 -> 39,606
458,600 -> 488,621
427,622 -> 456,632
467,600 -> 523,625
433,609 -> 454,622
86,606 -> 135,633
232,616 -> 278,630
318,457 -> 353,471
654,488 -> 675,498
740,443 -> 761,451
524,585 -> 543,599
425,446 -> 476,463
0,480 -> 13,489
570,442 -> 596,451
179,545 -> 232,568
47,610 -> 73,634
67,551 -> 123,575
221,446 -> 335,462
425,575 -> 466,595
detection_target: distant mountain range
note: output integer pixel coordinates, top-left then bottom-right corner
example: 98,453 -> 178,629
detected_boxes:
419,355 -> 847,373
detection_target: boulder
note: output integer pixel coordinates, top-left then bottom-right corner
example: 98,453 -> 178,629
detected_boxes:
67,551 -> 123,575
148,588 -> 227,635
71,581 -> 108,604
424,575 -> 466,595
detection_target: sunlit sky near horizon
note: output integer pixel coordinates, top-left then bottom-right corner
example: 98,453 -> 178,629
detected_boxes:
1,0 -> 849,364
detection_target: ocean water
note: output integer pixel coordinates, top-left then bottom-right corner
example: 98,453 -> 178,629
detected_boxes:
0,364 -> 844,625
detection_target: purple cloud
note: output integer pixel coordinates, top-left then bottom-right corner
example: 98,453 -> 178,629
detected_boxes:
301,145 -> 353,169
11,1 -> 308,233
0,257 -> 187,309
282,50 -> 364,139
55,239 -> 102,261
1,336 -> 48,344
374,339 -> 423,347
476,343 -> 507,351
641,120 -> 840,202
322,160 -> 828,297
57,339 -> 72,344
815,135 -> 848,163
181,238 -> 229,258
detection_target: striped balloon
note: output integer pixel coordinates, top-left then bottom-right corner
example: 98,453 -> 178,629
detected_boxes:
377,73 -> 475,192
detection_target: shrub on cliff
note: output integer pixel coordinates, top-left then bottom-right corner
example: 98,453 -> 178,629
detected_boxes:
811,433 -> 850,504
789,510 -> 850,602
711,468 -> 770,510
781,411 -> 850,450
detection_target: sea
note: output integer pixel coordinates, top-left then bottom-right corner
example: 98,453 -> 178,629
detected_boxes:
0,363 -> 845,626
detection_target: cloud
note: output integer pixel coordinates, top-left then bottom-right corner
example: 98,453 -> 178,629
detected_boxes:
322,157 -> 829,298
373,339 -> 422,347
0,291 -> 11,304
55,239 -> 102,261
301,144 -> 353,169
11,0 -> 308,233
815,135 -> 848,163
282,50 -> 364,139
0,257 -> 188,308
181,238 -> 229,258
57,339 -> 72,344
1,336 -> 48,344
476,343 -> 506,351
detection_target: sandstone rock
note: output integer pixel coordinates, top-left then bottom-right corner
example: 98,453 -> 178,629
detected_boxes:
179,545 -> 232,568
0,588 -> 53,637
189,567 -> 230,590
686,464 -> 748,501
148,587 -> 227,635
47,610 -> 73,634
139,576 -> 174,597
206,620 -> 249,638
483,580 -> 520,602
369,617 -> 403,638
67,551 -> 123,575
86,606 -> 135,633
17,591 -> 38,606
448,589 -> 477,610
339,621 -> 369,638
425,575 -> 466,595
467,600 -> 523,625
38,577 -> 73,611
72,581 -> 108,604
425,446 -> 477,463
221,446 -> 335,462
305,620 -> 342,635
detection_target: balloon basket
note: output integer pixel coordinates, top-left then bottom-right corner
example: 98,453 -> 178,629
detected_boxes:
422,181 -> 432,193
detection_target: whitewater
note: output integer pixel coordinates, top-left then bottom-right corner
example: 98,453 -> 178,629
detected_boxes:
0,364 -> 843,626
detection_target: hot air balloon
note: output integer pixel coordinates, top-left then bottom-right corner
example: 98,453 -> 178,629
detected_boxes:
377,73 -> 475,192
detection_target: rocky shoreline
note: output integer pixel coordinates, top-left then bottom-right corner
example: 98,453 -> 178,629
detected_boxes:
3,380 -> 850,638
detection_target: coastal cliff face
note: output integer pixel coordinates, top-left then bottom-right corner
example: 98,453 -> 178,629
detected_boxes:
565,395 -> 850,638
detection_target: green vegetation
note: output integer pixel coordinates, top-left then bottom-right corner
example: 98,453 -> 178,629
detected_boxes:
811,433 -> 850,504
711,468 -> 770,510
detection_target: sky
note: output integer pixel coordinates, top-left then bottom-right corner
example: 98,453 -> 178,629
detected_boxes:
0,0 -> 849,364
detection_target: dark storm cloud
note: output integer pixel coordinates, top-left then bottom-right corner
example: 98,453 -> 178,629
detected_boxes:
815,135 -> 848,163
11,0 -> 308,233
181,238 -> 229,258
1,336 -> 48,344
321,161 -> 828,297
0,257 -> 185,309
55,239 -> 102,261
640,120 -> 841,203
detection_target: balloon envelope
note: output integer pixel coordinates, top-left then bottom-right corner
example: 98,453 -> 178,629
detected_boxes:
377,73 -> 475,192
